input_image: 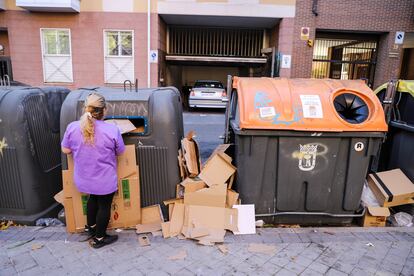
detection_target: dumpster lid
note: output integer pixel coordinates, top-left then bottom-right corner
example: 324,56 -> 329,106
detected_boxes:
374,80 -> 414,98
232,77 -> 387,132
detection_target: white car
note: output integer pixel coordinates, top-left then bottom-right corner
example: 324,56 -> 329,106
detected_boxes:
189,80 -> 228,109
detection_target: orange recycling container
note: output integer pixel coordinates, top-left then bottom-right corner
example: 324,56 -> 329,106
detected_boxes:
227,77 -> 388,225
232,77 -> 387,132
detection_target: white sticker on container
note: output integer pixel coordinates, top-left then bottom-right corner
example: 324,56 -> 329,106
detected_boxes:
300,95 -> 323,118
259,106 -> 276,118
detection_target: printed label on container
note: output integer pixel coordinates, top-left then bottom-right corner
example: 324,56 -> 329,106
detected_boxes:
81,194 -> 89,216
298,144 -> 318,171
259,106 -> 276,118
122,179 -> 131,208
300,95 -> 323,118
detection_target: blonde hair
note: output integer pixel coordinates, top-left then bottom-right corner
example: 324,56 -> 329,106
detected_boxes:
80,93 -> 106,144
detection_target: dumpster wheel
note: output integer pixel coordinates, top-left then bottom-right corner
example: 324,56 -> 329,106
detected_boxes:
334,93 -> 369,124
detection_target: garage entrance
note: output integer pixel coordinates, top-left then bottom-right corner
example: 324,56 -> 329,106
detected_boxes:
163,24 -> 275,108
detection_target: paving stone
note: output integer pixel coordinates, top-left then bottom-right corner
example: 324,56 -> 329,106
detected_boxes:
325,268 -> 348,276
350,267 -> 375,276
9,252 -> 38,273
307,261 -> 329,274
275,268 -> 298,276
284,261 -> 306,274
300,268 -> 324,276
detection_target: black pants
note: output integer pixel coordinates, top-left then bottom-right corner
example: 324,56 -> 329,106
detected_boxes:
87,192 -> 115,238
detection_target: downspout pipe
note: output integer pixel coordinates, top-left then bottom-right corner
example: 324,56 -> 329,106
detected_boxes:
147,0 -> 151,87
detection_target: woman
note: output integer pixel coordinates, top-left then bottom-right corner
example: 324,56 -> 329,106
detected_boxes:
61,92 -> 125,249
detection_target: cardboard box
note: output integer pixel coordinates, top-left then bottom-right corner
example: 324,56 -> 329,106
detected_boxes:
60,144 -> 141,233
181,132 -> 201,177
367,169 -> 414,207
362,206 -> 390,227
185,205 -> 238,232
105,119 -> 137,134
176,178 -> 207,199
141,205 -> 164,225
184,184 -> 227,208
226,189 -> 239,208
71,177 -> 141,232
198,153 -> 236,187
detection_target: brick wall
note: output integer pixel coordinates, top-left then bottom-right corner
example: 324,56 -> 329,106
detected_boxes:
0,11 -> 159,88
291,0 -> 414,88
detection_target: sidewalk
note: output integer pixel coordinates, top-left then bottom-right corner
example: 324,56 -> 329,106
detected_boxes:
1,226 -> 413,276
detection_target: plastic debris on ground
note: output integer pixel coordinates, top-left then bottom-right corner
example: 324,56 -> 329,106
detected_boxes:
389,212 -> 413,227
35,218 -> 64,227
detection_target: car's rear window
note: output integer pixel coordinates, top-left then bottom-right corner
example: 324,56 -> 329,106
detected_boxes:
194,81 -> 224,89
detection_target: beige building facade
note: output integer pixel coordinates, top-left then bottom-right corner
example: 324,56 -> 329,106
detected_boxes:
0,0 -> 412,90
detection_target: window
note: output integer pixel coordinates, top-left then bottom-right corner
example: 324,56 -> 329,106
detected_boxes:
42,29 -> 70,55
105,31 -> 133,57
194,81 -> 224,89
103,30 -> 134,84
40,28 -> 73,83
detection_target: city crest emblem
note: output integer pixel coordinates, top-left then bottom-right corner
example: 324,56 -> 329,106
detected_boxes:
298,144 -> 318,171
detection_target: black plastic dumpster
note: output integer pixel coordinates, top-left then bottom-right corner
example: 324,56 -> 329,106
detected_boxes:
226,77 -> 388,224
60,87 -> 184,207
0,86 -> 70,224
375,80 -> 414,182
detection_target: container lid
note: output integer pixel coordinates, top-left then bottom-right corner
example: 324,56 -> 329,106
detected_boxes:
374,80 -> 414,98
233,77 -> 388,132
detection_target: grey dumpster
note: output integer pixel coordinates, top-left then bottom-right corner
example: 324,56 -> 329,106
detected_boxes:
60,87 -> 184,207
0,86 -> 70,224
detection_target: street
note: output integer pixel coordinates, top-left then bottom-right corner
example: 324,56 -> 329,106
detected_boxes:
183,109 -> 226,162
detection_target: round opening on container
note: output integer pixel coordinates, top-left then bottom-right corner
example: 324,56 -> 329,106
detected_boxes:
333,93 -> 369,124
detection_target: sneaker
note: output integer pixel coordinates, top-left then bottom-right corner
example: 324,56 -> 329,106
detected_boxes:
89,234 -> 118,249
80,225 -> 96,242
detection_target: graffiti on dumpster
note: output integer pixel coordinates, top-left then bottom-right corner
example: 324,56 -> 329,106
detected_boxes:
0,137 -> 8,157
272,106 -> 303,126
298,144 -> 318,171
253,92 -> 304,125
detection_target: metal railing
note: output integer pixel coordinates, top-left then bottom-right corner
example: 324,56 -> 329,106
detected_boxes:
169,26 -> 264,58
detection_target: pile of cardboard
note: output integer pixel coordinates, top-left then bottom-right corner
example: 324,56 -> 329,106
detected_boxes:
55,145 -> 141,233
361,169 -> 414,227
160,137 -> 255,245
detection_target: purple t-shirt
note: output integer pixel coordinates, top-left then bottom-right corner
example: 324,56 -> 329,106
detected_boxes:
61,120 -> 125,195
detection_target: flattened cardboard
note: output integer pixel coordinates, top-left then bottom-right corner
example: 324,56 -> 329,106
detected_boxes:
161,222 -> 171,238
226,189 -> 239,208
248,243 -> 277,255
62,145 -> 141,233
181,133 -> 200,177
169,203 -> 185,237
233,205 -> 256,235
181,178 -> 207,193
136,222 -> 162,234
184,184 -> 227,208
163,198 -> 183,219
204,144 -> 231,166
227,174 -> 235,190
141,205 -> 164,225
105,119 -> 137,134
362,206 -> 390,227
217,244 -> 229,254
186,205 -> 238,232
70,176 -> 141,233
54,190 -> 64,204
196,229 -> 226,244
138,235 -> 151,246
199,153 -> 236,187
117,145 -> 138,179
367,169 -> 414,207
63,198 -> 76,233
